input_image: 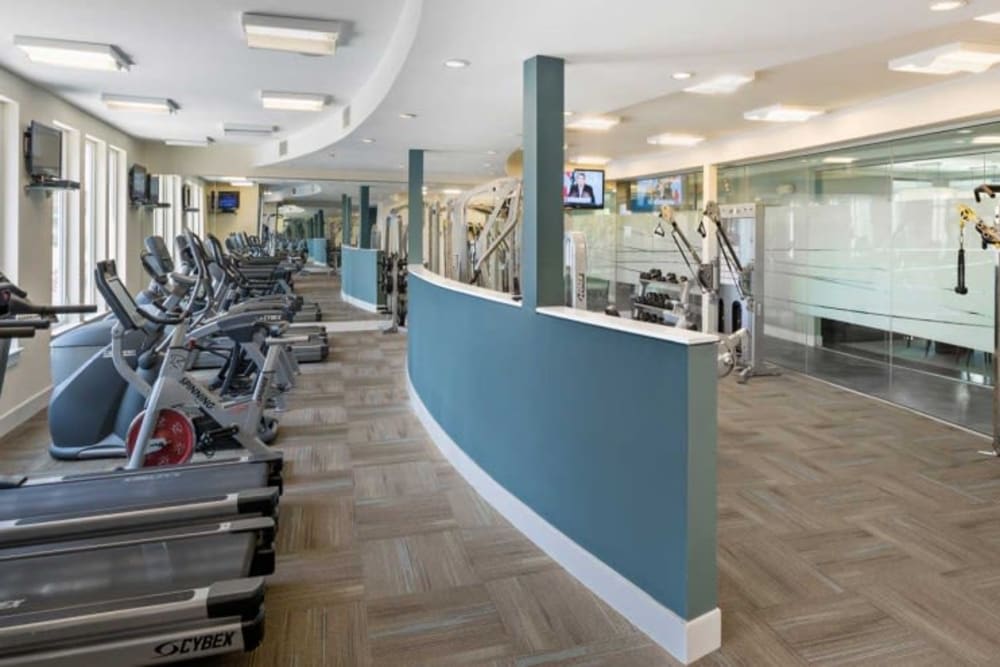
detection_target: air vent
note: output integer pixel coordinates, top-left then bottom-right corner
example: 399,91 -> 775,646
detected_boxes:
279,140 -> 288,156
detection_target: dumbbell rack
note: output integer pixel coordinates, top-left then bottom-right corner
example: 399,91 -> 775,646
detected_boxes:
631,278 -> 683,325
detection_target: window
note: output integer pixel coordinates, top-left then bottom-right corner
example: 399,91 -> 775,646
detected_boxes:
82,136 -> 107,309
51,122 -> 80,316
107,146 -> 126,283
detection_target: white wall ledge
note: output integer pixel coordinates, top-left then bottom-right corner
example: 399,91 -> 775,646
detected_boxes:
409,265 -> 523,309
537,306 -> 718,347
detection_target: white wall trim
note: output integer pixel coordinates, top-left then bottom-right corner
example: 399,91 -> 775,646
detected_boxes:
407,371 -> 721,664
0,385 -> 51,439
537,305 -> 717,347
340,290 -> 380,313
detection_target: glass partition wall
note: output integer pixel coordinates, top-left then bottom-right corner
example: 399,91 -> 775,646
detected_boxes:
719,122 -> 1000,433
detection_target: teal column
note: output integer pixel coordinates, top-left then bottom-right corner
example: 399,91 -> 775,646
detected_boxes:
341,194 -> 352,246
359,185 -> 372,249
408,149 -> 423,263
522,55 -> 564,311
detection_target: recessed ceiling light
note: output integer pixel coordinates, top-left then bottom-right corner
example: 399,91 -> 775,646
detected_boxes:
444,59 -> 470,69
164,137 -> 214,147
672,71 -> 693,80
646,132 -> 705,147
260,91 -> 328,111
230,180 -> 256,187
744,104 -> 825,122
972,135 -> 1000,144
14,36 -> 131,71
889,42 -> 1000,75
566,116 -> 621,132
563,110 -> 574,117
486,149 -> 497,155
442,188 -> 462,195
930,0 -> 967,10
102,94 -> 178,113
976,11 -> 1000,22
570,155 -> 611,165
958,129 -> 974,134
242,13 -> 340,55
822,156 -> 856,164
684,73 -> 755,95
398,112 -> 417,119
483,162 -> 493,167
223,123 -> 278,136
397,164 -> 405,169
361,137 -> 375,144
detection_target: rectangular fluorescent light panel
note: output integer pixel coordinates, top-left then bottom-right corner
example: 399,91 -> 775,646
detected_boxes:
744,104 -> 825,123
975,12 -> 1000,23
442,188 -> 463,196
223,123 -> 278,137
972,135 -> 1000,145
102,94 -> 178,113
889,42 -> 1000,75
646,132 -> 705,147
683,73 -> 755,95
14,36 -> 130,71
164,138 -> 213,147
229,180 -> 256,187
566,116 -> 620,132
570,155 -> 611,165
243,13 -> 340,55
260,91 -> 328,111
822,156 -> 856,164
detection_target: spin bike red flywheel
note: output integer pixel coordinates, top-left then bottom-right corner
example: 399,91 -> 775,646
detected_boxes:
125,408 -> 196,466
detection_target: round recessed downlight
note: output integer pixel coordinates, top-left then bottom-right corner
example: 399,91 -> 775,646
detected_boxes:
444,59 -> 470,69
361,138 -> 375,144
399,112 -> 417,119
672,71 -> 693,80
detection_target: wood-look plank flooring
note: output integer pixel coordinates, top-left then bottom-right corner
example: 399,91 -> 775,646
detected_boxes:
4,272 -> 1000,665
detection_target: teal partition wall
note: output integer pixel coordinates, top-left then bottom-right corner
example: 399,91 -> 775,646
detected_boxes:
340,246 -> 382,310
407,269 -> 720,660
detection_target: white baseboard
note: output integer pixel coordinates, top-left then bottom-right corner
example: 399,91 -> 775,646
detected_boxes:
406,372 -> 721,664
340,290 -> 380,313
0,385 -> 51,439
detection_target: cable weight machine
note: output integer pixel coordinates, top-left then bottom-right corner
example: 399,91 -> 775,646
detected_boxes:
954,184 -> 1000,456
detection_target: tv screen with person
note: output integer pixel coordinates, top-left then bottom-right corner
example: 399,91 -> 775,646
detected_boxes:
630,176 -> 684,212
563,170 -> 605,208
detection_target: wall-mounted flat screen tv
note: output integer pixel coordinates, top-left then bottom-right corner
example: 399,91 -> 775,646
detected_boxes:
24,121 -> 62,180
147,175 -> 160,204
631,175 -> 683,212
563,169 -> 605,208
216,191 -> 239,212
129,164 -> 148,204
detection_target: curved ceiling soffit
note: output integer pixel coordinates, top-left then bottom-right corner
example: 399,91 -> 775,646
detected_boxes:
254,0 -> 424,167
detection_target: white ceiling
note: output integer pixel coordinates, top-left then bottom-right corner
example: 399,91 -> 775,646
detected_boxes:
6,0 -> 1000,180
0,0 -> 406,143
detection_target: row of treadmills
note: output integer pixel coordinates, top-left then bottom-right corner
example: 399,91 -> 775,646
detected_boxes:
0,237 -> 309,664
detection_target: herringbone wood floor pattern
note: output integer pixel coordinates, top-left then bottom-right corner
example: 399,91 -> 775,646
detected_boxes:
5,273 -> 1000,665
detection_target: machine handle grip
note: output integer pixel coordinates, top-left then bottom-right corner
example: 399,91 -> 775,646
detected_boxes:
0,327 -> 37,339
974,184 -> 1000,202
36,304 -> 98,316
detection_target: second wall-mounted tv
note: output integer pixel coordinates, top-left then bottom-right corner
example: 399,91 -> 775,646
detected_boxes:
216,191 -> 239,212
129,164 -> 148,204
563,169 -> 605,208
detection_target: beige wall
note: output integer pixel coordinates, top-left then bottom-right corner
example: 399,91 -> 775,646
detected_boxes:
205,184 -> 260,238
0,65 -> 149,427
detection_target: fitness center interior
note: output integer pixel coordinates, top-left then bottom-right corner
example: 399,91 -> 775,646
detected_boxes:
3,1 -> 1000,665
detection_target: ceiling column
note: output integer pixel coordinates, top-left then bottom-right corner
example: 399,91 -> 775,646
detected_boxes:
341,193 -> 352,247
359,185 -> 371,249
408,149 -> 424,263
521,55 -> 565,311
